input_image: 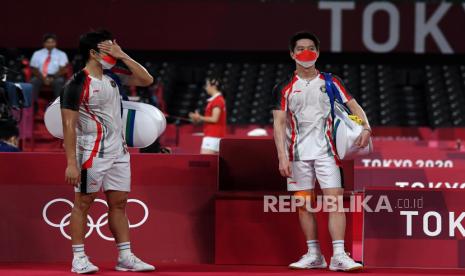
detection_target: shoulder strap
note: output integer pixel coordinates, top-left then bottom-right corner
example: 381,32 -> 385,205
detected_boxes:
322,72 -> 351,119
103,69 -> 122,87
322,72 -> 336,121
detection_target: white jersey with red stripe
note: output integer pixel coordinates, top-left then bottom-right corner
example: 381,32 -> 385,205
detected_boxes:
271,72 -> 352,162
60,69 -> 128,169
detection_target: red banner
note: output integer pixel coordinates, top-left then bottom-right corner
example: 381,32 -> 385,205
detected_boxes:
363,188 -> 465,268
1,1 -> 464,53
0,153 -> 217,263
355,168 -> 465,191
215,192 -> 356,265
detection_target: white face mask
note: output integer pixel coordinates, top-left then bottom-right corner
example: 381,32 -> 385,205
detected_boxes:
296,59 -> 316,68
295,50 -> 318,68
99,54 -> 117,69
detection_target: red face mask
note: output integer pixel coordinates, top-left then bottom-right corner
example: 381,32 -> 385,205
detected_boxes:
295,50 -> 318,68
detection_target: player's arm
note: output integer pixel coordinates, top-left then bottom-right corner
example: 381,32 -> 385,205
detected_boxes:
332,74 -> 371,148
273,110 -> 291,177
346,99 -> 371,131
60,78 -> 83,187
271,80 -> 291,177
200,107 -> 221,123
346,99 -> 372,148
62,109 -> 80,186
98,40 -> 153,87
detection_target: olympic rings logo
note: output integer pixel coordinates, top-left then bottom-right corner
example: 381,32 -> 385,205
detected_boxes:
42,198 -> 149,241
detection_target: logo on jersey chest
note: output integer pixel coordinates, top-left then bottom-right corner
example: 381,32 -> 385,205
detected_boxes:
320,85 -> 326,93
110,80 -> 117,88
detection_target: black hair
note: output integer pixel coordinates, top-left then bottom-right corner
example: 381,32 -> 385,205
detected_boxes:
42,33 -> 57,43
79,29 -> 113,63
207,76 -> 222,91
289,31 -> 320,52
0,120 -> 19,140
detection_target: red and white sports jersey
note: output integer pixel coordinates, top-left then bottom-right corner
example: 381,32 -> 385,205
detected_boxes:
271,72 -> 352,161
204,93 -> 227,138
60,69 -> 128,169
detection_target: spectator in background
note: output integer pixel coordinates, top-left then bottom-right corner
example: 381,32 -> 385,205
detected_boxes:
30,33 -> 69,106
189,77 -> 227,154
0,120 -> 20,152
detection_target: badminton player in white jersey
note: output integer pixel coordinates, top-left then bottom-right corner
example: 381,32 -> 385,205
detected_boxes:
61,30 -> 155,273
271,32 -> 371,272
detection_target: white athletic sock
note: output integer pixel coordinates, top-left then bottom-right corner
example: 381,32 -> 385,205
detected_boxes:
117,242 -> 132,258
72,244 -> 85,258
306,240 -> 321,255
332,240 -> 345,255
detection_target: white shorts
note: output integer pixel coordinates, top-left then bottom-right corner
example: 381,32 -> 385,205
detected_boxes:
201,136 -> 221,152
76,152 -> 131,193
287,156 -> 343,191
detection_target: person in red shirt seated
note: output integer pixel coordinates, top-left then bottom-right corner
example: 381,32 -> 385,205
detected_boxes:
189,77 -> 227,154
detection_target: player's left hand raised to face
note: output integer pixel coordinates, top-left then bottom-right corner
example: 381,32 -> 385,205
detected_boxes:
98,40 -> 126,59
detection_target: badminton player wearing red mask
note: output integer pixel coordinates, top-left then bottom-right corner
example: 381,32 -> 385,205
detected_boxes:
271,32 -> 370,272
61,30 -> 155,273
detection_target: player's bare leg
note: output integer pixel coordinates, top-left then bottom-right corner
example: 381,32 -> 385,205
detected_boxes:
106,190 -> 155,272
289,189 -> 327,269
106,190 -> 130,243
70,192 -> 99,274
323,188 -> 362,272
